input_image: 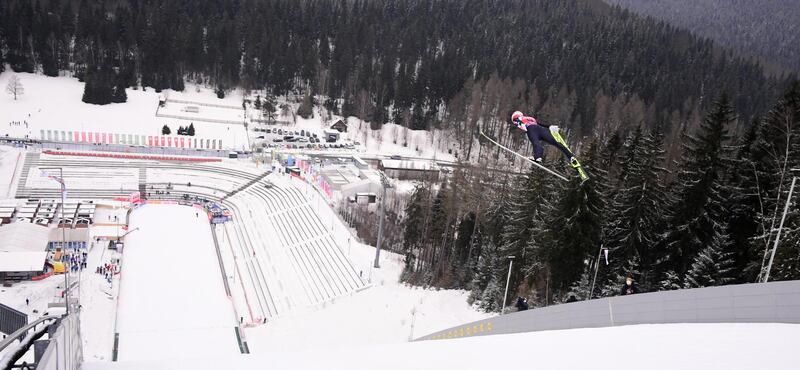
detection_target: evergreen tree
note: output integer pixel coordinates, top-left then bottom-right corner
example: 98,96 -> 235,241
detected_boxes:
297,92 -> 314,119
263,94 -> 277,122
111,75 -> 128,103
549,139 -> 606,300
188,123 -> 195,136
605,128 -> 670,290
162,125 -> 171,135
661,94 -> 737,282
451,212 -> 477,286
478,260 -> 504,312
82,63 -> 116,105
400,185 -> 431,281
684,232 -> 736,288
724,122 -> 762,281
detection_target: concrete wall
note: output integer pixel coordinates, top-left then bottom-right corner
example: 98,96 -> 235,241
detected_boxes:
415,280 -> 800,341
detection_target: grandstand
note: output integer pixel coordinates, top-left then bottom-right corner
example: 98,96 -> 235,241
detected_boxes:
14,151 -> 366,324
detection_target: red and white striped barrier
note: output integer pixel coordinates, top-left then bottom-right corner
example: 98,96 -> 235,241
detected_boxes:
42,150 -> 222,162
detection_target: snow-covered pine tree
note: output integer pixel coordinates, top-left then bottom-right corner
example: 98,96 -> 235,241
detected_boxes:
479,267 -> 504,312
567,267 -> 593,301
684,230 -> 736,288
724,122 -> 762,281
548,138 -> 607,300
661,94 -> 736,282
605,128 -> 670,291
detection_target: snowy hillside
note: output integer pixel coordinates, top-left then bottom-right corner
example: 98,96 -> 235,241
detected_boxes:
0,72 -> 250,150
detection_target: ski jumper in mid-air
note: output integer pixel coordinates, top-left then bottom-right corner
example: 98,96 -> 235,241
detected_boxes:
511,111 -> 588,180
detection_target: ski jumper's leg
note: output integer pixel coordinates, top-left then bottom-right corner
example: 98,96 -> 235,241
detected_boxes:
526,126 -> 545,159
539,126 -> 574,160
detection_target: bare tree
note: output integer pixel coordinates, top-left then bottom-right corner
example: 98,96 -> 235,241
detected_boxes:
5,75 -> 24,100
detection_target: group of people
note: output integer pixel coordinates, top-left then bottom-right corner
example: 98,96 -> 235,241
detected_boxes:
62,250 -> 88,273
8,120 -> 28,128
96,261 -> 119,284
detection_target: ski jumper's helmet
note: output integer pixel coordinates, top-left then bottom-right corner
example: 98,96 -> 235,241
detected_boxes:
511,111 -> 524,123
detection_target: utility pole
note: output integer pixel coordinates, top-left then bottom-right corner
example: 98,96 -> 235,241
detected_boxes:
501,256 -> 515,314
764,175 -> 797,283
374,171 -> 392,268
589,244 -> 608,300
40,167 -> 70,370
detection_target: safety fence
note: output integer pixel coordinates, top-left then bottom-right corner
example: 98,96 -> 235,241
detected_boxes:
415,280 -> 800,341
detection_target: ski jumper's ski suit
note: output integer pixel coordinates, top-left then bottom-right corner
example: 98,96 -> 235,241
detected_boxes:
514,115 -> 573,160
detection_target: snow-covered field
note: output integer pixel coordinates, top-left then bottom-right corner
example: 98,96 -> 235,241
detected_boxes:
83,323 -> 800,370
116,204 -> 239,361
0,71 -> 463,163
0,72 -> 249,150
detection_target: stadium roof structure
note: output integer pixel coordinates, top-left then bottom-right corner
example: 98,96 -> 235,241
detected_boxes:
0,222 -> 49,272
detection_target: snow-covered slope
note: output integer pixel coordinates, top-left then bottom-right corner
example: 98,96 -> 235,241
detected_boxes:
116,204 -> 239,360
244,239 -> 490,351
84,323 -> 800,370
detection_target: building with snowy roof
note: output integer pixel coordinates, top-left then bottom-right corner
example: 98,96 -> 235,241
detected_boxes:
378,159 -> 440,181
0,222 -> 50,281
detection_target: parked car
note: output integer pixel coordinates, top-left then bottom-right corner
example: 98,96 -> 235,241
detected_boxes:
277,129 -> 283,135
266,129 -> 272,133
300,129 -> 305,136
297,137 -> 308,143
390,154 -> 402,160
256,135 -> 265,139
273,138 -> 284,142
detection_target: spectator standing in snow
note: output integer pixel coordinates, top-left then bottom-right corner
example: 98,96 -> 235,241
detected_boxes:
620,276 -> 640,296
515,297 -> 529,311
566,294 -> 578,303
